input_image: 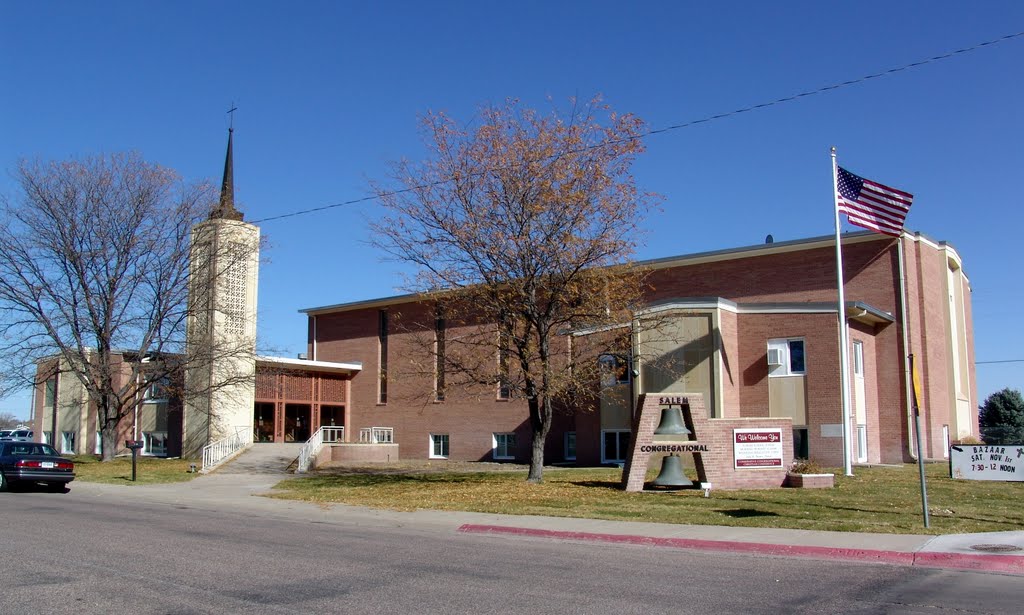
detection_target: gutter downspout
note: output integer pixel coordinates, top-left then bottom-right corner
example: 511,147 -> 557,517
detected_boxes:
897,235 -> 917,460
51,370 -> 59,447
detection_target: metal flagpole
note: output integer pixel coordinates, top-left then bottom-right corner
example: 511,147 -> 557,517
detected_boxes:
831,147 -> 854,477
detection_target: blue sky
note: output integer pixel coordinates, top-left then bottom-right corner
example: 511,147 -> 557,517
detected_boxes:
2,1 -> 1022,419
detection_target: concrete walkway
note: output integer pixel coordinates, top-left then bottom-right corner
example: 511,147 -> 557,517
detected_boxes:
76,444 -> 1024,575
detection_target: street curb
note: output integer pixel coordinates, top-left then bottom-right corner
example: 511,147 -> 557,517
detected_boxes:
457,524 -> 1024,575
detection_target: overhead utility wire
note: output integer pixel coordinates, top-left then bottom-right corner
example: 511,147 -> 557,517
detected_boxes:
253,30 -> 1024,224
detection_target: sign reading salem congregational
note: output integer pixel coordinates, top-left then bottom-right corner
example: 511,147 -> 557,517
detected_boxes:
950,445 -> 1024,482
733,428 -> 784,469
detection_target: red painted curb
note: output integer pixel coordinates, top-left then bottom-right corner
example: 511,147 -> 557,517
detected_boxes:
457,524 -> 1024,574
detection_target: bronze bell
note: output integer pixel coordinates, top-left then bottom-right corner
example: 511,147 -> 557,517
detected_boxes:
650,454 -> 692,488
653,407 -> 690,435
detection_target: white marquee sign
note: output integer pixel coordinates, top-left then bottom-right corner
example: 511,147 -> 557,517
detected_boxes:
950,445 -> 1024,482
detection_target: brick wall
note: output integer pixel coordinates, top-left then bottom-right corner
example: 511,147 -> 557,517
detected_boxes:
622,393 -> 792,491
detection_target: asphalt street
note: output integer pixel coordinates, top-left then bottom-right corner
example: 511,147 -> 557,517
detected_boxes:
3,484 -> 1024,615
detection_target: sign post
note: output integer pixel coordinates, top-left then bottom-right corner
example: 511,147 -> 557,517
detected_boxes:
909,354 -> 930,529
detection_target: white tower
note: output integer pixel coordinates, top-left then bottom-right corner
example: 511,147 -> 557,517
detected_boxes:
182,127 -> 260,457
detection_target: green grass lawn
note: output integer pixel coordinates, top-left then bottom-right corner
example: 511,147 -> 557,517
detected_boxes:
71,455 -> 200,485
268,462 -> 1024,535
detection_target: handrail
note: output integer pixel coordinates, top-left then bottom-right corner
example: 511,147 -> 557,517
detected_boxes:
296,426 -> 345,473
359,426 -> 394,444
201,427 -> 250,472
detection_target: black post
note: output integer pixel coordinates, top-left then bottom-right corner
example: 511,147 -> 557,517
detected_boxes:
126,440 -> 143,481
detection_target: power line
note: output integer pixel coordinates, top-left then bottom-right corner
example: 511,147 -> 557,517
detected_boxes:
253,30 -> 1024,224
977,359 -> 1024,365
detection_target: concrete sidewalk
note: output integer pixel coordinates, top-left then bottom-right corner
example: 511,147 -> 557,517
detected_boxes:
75,444 -> 1024,575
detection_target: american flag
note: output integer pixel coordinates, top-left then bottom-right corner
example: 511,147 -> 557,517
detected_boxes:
836,167 -> 914,237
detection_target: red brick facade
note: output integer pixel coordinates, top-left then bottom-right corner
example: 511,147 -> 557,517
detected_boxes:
304,231 -> 976,470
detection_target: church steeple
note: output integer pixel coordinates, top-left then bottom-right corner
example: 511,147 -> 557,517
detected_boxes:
210,126 -> 244,221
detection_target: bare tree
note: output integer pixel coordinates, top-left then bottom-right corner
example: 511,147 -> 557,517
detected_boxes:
372,97 -> 655,482
0,412 -> 22,429
0,153 -> 232,460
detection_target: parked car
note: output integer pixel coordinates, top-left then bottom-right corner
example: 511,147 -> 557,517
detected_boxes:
0,427 -> 34,442
0,441 -> 75,492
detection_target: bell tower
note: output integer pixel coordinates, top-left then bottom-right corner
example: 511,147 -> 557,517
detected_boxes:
182,125 -> 260,457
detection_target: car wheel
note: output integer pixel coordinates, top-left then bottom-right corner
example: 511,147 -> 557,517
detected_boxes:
0,471 -> 8,492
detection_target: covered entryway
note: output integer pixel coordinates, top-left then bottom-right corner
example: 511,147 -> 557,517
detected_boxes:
284,403 -> 311,442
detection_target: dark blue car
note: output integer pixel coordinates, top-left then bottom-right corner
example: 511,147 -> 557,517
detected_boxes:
0,442 -> 75,492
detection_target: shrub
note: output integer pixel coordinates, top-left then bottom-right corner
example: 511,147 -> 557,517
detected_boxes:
789,458 -> 824,474
979,388 -> 1024,445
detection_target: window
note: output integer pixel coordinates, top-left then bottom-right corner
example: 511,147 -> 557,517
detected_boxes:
144,431 -> 168,456
44,377 -> 56,407
378,310 -> 389,404
497,330 -> 511,400
601,429 -> 630,464
493,433 -> 516,460
564,432 -> 577,461
95,431 -> 102,455
856,424 -> 867,463
768,338 -> 806,377
852,341 -> 864,376
793,427 -> 809,459
144,375 -> 170,402
42,431 -> 52,445
435,314 -> 446,401
61,431 -> 76,454
429,433 -> 449,459
598,354 -> 629,388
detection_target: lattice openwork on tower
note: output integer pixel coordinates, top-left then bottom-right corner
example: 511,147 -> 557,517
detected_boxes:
221,246 -> 249,337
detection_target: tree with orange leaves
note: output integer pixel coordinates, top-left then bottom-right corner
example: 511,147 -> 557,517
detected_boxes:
372,97 -> 655,482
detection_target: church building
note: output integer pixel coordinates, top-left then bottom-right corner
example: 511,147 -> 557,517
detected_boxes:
30,132 -> 977,472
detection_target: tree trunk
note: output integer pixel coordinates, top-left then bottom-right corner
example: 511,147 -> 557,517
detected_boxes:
99,392 -> 119,461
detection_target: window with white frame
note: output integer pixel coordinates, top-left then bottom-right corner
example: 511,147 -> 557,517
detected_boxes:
853,340 -> 864,376
95,431 -> 102,455
493,433 -> 516,460
767,338 -> 806,377
429,433 -> 449,459
42,431 -> 52,445
564,432 -> 577,461
144,431 -> 167,456
61,431 -> 76,454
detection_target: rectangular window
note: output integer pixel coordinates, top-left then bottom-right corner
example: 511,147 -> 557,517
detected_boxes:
378,310 -> 389,404
42,431 -> 52,445
601,429 -> 630,464
599,354 -> 629,388
429,433 -> 449,459
435,314 -> 446,401
44,377 -> 56,407
852,340 -> 864,376
95,431 -> 102,455
61,431 -> 76,454
768,338 -> 806,377
144,431 -> 168,456
497,330 -> 511,400
793,427 -> 809,459
564,432 -> 577,461
144,375 -> 170,402
493,433 -> 516,460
